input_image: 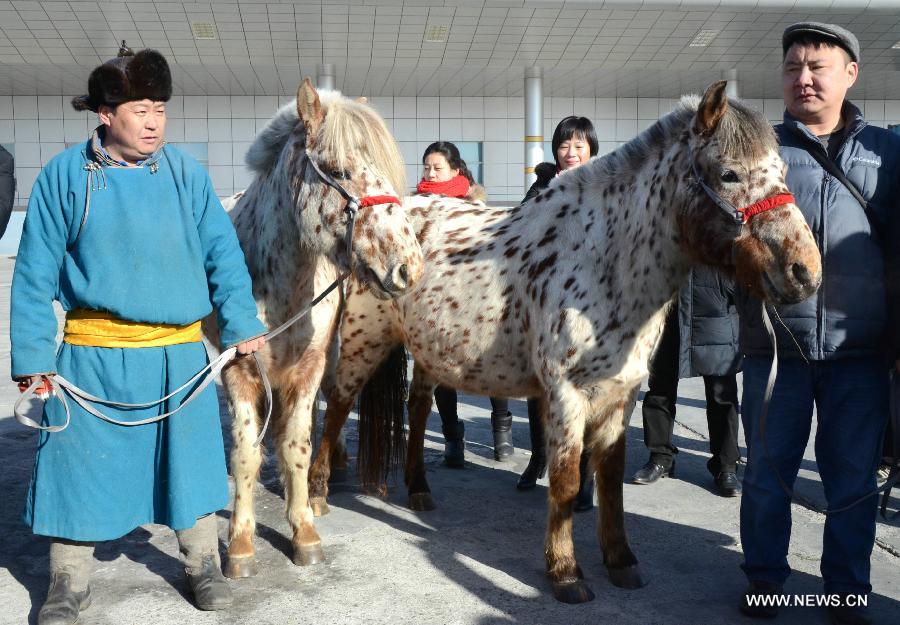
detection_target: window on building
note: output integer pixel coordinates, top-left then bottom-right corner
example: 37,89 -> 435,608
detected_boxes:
174,143 -> 209,167
455,141 -> 482,184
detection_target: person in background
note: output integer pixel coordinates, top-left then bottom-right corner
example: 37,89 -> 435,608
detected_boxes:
11,44 -> 266,624
0,144 -> 14,238
515,116 -> 598,512
415,141 -> 516,467
737,23 -> 900,625
631,267 -> 742,498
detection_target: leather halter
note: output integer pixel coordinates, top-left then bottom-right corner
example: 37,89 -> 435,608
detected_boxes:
690,159 -> 795,225
303,154 -> 401,270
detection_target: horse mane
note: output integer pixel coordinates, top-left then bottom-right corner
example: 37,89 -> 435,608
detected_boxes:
583,94 -> 776,184
244,90 -> 406,195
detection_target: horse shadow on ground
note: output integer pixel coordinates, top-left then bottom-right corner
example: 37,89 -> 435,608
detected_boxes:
312,459 -> 900,625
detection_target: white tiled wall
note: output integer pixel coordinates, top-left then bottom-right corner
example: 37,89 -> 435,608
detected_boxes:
2,94 -> 899,206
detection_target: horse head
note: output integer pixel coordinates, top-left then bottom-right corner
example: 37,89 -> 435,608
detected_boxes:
289,79 -> 423,298
679,81 -> 821,305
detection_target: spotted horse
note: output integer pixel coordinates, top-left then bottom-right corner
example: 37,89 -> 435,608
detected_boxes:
307,82 -> 821,603
203,79 -> 424,579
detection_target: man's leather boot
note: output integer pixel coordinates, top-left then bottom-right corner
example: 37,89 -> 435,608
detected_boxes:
177,514 -> 233,611
38,571 -> 92,625
39,539 -> 94,625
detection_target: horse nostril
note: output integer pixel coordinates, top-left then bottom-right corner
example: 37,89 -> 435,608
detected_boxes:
792,262 -> 811,286
395,264 -> 409,287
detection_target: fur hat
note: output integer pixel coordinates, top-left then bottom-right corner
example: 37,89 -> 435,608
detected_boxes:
72,42 -> 172,113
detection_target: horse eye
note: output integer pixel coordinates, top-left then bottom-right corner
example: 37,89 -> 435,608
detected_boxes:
720,169 -> 740,183
331,168 -> 351,180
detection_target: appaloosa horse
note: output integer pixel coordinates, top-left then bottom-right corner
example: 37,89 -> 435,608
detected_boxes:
204,79 -> 424,579
308,82 -> 821,602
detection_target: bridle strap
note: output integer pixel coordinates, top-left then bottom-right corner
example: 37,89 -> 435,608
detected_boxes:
302,153 -> 400,273
690,159 -> 795,225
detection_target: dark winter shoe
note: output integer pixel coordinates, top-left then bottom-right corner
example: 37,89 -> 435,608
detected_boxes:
491,411 -> 514,461
517,452 -> 546,490
739,580 -> 782,618
38,571 -> 92,625
187,554 -> 233,611
827,603 -> 872,625
714,471 -> 741,497
443,421 -> 465,468
631,459 -> 675,485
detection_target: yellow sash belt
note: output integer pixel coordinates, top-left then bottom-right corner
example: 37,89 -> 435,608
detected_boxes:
63,309 -> 202,348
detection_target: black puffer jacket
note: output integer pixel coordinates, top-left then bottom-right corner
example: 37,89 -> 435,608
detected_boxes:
736,102 -> 900,361
0,146 -> 14,238
522,162 -> 556,203
677,266 -> 741,378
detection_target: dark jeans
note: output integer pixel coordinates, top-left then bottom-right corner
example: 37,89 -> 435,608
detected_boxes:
641,310 -> 740,474
740,356 -> 888,594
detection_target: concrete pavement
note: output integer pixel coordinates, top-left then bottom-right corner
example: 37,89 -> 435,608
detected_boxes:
0,255 -> 896,625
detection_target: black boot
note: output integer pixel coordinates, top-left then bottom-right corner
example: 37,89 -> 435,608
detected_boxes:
574,451 -> 594,512
38,571 -> 92,625
443,421 -> 465,468
517,398 -> 546,490
491,411 -> 514,461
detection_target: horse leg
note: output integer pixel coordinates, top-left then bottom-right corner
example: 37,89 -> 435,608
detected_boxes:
543,392 -> 594,603
319,328 -> 349,484
222,361 -> 265,579
590,390 -> 645,589
309,322 -> 399,514
406,363 -> 437,511
276,352 -> 330,567
308,392 -> 354,517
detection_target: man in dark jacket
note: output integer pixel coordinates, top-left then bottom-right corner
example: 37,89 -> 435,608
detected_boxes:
0,145 -> 14,238
631,266 -> 741,497
737,23 -> 900,625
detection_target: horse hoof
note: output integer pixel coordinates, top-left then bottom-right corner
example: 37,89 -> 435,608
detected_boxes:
310,497 -> 330,517
607,564 -> 646,589
408,492 -> 436,511
328,468 -> 348,483
292,543 -> 325,566
224,555 -> 258,579
551,579 -> 595,604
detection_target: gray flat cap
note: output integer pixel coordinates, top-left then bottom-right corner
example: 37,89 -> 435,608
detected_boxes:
783,22 -> 860,63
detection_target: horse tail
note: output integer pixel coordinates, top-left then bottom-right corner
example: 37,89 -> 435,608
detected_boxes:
357,345 -> 408,493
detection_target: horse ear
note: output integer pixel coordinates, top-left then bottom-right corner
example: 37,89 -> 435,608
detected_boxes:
694,80 -> 728,137
296,78 -> 325,139
355,96 -> 368,104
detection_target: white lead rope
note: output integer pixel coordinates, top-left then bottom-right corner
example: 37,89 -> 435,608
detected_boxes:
14,272 -> 349,448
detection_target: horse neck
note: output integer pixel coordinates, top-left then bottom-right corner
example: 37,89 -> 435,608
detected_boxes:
238,153 -> 322,289
531,127 -> 696,318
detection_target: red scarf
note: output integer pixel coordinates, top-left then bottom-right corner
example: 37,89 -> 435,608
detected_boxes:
416,175 -> 470,199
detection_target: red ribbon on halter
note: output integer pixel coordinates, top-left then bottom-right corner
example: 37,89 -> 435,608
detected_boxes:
357,195 -> 401,208
738,193 -> 796,223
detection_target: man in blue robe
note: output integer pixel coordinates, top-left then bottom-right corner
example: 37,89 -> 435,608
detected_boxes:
11,44 -> 266,624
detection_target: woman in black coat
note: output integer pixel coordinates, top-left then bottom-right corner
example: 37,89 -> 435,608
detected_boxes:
630,265 -> 742,497
511,116 -> 599,511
